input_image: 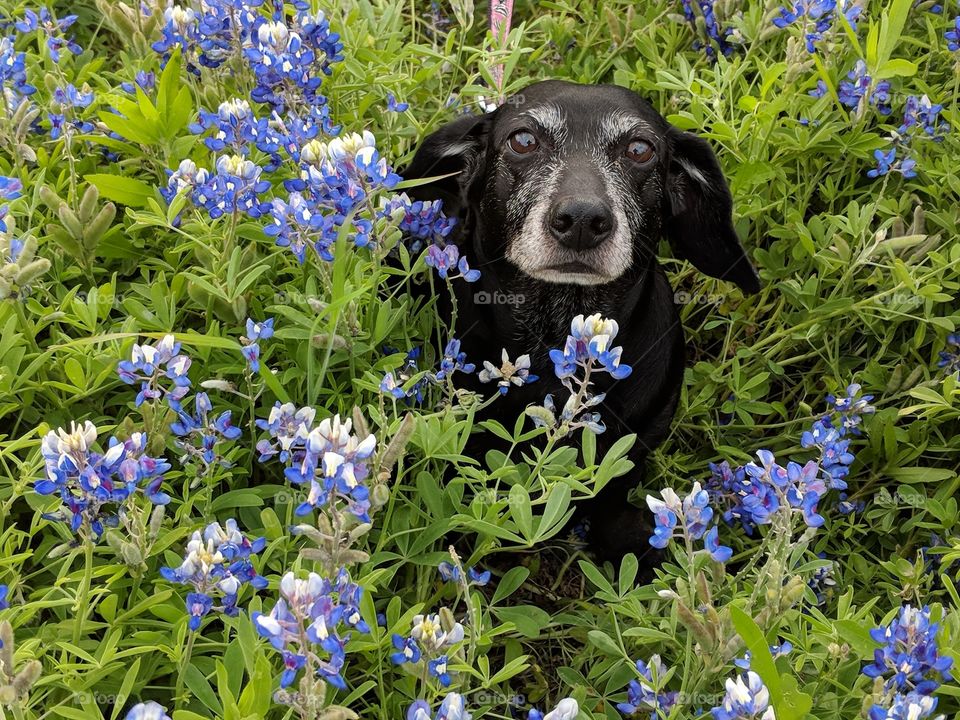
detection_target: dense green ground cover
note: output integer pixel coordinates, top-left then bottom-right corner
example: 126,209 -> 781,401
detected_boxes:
0,0 -> 958,718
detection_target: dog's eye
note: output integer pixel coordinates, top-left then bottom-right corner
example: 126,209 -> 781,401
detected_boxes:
625,139 -> 655,164
508,130 -> 538,155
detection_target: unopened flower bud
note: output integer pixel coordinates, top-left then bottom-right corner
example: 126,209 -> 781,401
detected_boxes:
439,606 -> 457,633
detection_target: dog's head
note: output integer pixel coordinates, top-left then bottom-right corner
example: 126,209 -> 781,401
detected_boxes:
404,80 -> 760,293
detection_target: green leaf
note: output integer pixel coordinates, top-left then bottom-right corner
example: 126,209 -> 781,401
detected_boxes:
85,174 -> 155,208
183,664 -> 224,714
587,629 -> 622,656
729,606 -> 783,707
509,484 -> 533,540
876,58 -> 917,79
491,566 -> 529,604
110,658 -> 142,720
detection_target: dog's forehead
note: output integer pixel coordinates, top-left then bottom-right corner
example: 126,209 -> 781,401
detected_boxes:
502,82 -> 667,140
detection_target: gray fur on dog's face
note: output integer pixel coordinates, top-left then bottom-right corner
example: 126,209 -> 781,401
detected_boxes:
405,79 -> 761,295
483,84 -> 669,285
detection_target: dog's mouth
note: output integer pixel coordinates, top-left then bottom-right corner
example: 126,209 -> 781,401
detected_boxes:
526,260 -> 617,286
546,261 -> 597,274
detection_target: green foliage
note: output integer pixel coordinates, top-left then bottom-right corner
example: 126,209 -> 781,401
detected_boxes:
0,0 -> 958,719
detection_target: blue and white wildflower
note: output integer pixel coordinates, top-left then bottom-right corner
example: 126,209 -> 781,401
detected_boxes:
862,605 -> 953,695
124,702 -> 172,720
479,349 -> 538,395
170,392 -> 243,469
36,422 -> 170,539
252,569 -> 369,691
710,670 -> 776,720
391,612 -> 465,688
161,519 -> 267,630
117,334 -> 192,409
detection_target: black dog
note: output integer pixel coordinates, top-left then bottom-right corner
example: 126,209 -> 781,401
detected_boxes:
404,80 -> 760,560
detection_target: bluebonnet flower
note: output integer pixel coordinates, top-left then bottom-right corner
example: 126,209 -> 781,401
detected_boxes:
15,8 -> 82,62
196,154 -> 271,219
392,635 -> 422,664
679,0 -> 737,58
898,95 -> 950,142
152,6 -> 200,67
161,519 -> 267,630
253,569 -> 369,691
433,339 -> 475,382
0,176 -> 22,233
284,415 -> 377,524
47,83 -> 96,139
36,422 -> 170,539
270,132 -> 400,262
265,191 -> 334,263
256,401 -> 316,464
862,605 -> 953,695
379,347 -> 430,404
124,702 -> 172,720
773,0 -> 861,52
392,612 -> 465,688
616,655 -> 678,717
711,671 -> 775,720
709,385 -> 874,535
437,561 -> 490,585
425,243 -> 480,282
867,148 -> 917,179
381,193 -> 456,253
408,693 -> 472,720
808,554 -> 837,606
120,71 -> 156,95
868,693 -> 941,720
170,392 -> 243,468
836,61 -> 892,115
0,584 -> 7,610
530,314 -> 634,436
528,698 -> 579,720
937,333 -> 960,375
153,2 -> 254,75
243,9 -> 344,111
947,15 -> 960,51
241,316 -> 274,373
0,36 -> 36,104
479,349 -> 538,395
387,93 -> 410,112
549,314 -> 632,381
117,334 -> 192,408
189,98 -> 282,157
826,382 -> 875,433
380,371 -> 408,400
734,642 -> 793,669
428,655 -> 452,686
646,484 -> 733,561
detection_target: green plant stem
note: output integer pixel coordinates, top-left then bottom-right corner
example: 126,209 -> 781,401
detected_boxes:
175,630 -> 196,709
72,539 -> 95,645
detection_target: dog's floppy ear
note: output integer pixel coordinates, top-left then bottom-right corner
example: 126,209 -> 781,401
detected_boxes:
402,113 -> 492,216
663,127 -> 760,294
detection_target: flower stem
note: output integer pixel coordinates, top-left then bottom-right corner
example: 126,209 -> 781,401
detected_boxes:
72,539 -> 95,645
175,630 -> 196,708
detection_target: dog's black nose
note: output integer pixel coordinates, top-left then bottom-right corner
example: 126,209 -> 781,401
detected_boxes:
548,197 -> 614,251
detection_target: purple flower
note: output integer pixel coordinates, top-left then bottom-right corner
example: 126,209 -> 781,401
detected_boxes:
425,243 -> 481,282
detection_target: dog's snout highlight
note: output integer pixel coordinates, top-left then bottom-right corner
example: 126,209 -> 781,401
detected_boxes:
547,196 -> 614,251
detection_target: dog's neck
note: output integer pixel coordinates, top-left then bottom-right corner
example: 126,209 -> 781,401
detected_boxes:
469,257 -> 657,365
